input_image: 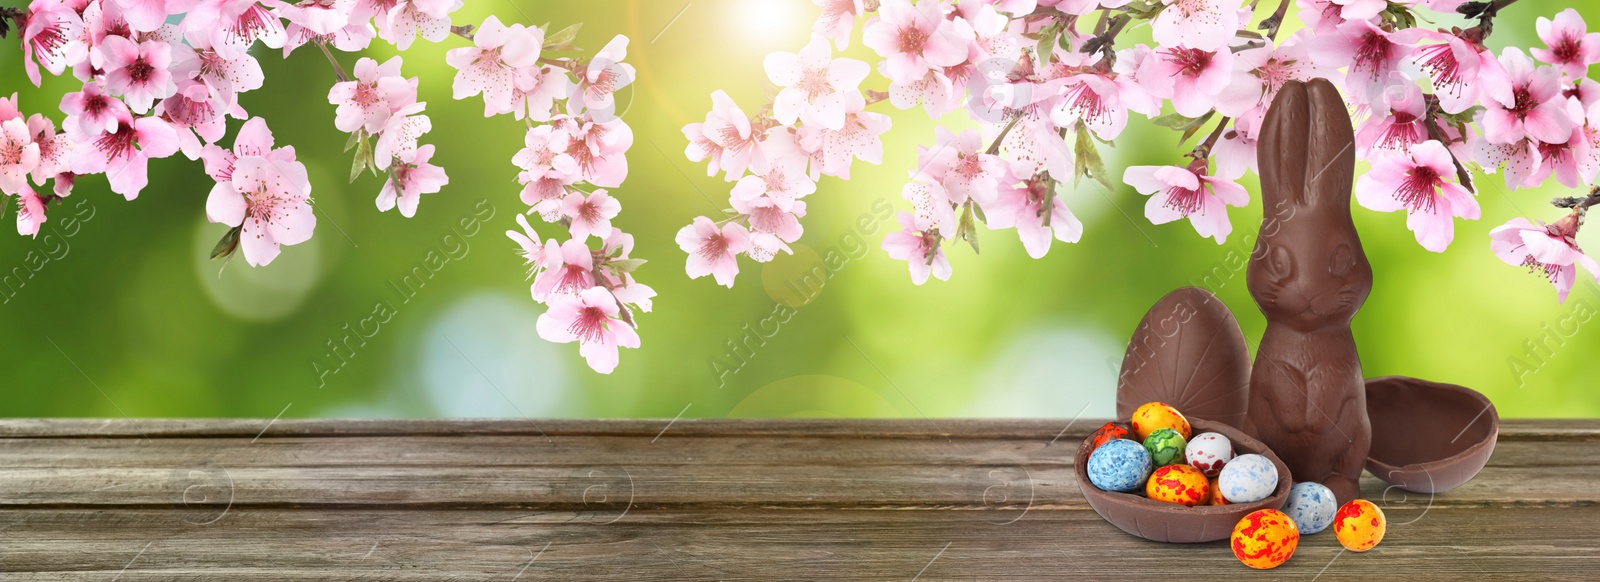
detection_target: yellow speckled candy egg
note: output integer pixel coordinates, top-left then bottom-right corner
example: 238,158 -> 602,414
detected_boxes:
1231,509 -> 1300,570
1145,464 -> 1210,507
1206,477 -> 1230,506
1130,401 -> 1191,440
1333,499 -> 1386,551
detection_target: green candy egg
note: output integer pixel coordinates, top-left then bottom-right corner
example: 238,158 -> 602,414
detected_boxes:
1143,427 -> 1188,466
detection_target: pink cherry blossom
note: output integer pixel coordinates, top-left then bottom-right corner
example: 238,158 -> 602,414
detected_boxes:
560,116 -> 632,188
677,216 -> 750,288
506,212 -> 551,277
1152,0 -> 1243,52
813,0 -> 865,50
1309,19 -> 1410,105
1355,140 -> 1479,252
1490,215 -> 1600,302
114,0 -> 175,34
1137,44 -> 1234,117
1481,48 -> 1574,145
206,155 -> 315,267
915,127 -> 1004,205
900,179 -> 957,234
374,101 -> 431,170
100,35 -> 176,114
532,239 -> 596,300
984,176 -> 1085,258
1050,57 -> 1146,141
199,116 -> 295,186
1356,81 -> 1429,157
882,211 -> 951,285
797,93 -> 891,179
60,81 -> 131,137
25,113 -> 73,187
15,186 -> 48,237
861,0 -> 971,86
573,35 -> 635,119
444,15 -> 542,115
694,90 -> 766,180
731,194 -> 804,248
731,138 -> 816,212
0,117 -> 42,195
328,56 -> 415,134
514,123 -> 578,180
377,143 -> 447,217
561,189 -> 621,241
536,286 -> 639,374
1216,38 -> 1319,130
158,81 -> 230,159
1473,134 -> 1543,190
1528,135 -> 1583,188
511,66 -> 571,122
182,0 -> 287,56
1532,8 -> 1600,79
20,1 -> 86,86
1398,29 -> 1491,115
276,0 -> 353,37
170,43 -> 264,101
68,115 -> 178,199
378,0 -> 454,50
1124,162 -> 1248,243
766,36 -> 870,131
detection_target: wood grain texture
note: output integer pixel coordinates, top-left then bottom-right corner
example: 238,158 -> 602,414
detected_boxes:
0,419 -> 1591,579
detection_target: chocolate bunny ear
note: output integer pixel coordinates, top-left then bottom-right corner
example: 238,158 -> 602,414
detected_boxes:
1116,288 -> 1252,430
1259,79 -> 1357,209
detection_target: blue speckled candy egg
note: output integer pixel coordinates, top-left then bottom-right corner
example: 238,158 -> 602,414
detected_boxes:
1218,453 -> 1278,503
1283,482 -> 1337,534
1087,439 -> 1153,492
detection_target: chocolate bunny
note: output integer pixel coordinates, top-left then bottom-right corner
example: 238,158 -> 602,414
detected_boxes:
1243,79 -> 1373,504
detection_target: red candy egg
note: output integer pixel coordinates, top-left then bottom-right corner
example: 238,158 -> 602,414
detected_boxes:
1088,422 -> 1132,451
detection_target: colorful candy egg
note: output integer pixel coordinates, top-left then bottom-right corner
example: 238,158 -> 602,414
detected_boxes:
1283,482 -> 1338,535
1185,432 -> 1234,476
1086,439 -> 1153,492
1130,401 -> 1191,440
1088,421 -> 1132,451
1333,499 -> 1386,551
1146,464 -> 1209,506
1231,509 -> 1300,569
1206,477 -> 1230,505
1218,454 -> 1278,504
1143,428 -> 1187,466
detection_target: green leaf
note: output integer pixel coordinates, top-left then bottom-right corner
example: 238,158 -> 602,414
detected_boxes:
1151,112 -> 1198,129
609,258 -> 647,274
1036,23 -> 1060,68
344,129 -> 361,152
1076,123 -> 1112,192
350,137 -> 373,183
210,226 -> 242,260
1179,112 -> 1217,144
544,22 -> 581,49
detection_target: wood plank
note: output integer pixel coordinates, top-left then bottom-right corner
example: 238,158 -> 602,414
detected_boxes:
0,418 -> 1588,439
0,507 -> 1590,579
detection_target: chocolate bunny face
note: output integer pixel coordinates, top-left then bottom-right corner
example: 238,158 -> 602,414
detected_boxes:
1248,79 -> 1373,332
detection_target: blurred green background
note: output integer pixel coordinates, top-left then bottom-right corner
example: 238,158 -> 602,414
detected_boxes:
1,0 -> 1596,420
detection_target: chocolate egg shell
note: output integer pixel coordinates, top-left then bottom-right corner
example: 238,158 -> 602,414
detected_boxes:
1117,288 -> 1252,430
1364,376 -> 1498,493
1077,418 -> 1291,543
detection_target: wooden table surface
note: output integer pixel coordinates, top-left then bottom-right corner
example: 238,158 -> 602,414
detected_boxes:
0,418 -> 1592,580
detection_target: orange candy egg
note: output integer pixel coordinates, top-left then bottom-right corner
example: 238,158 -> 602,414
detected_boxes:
1206,477 -> 1230,506
1130,401 -> 1191,440
1231,509 -> 1300,569
1333,499 -> 1386,552
1145,464 -> 1209,506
